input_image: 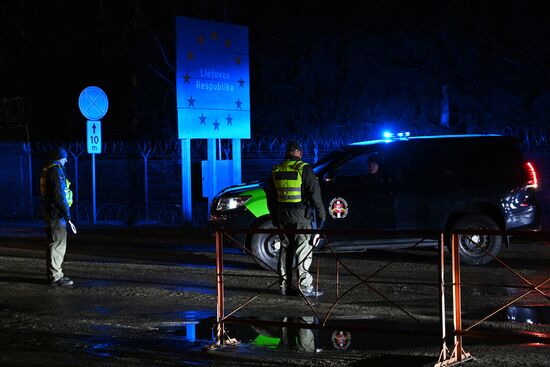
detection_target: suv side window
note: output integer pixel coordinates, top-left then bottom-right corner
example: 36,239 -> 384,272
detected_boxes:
399,143 -> 451,181
336,153 -> 372,178
333,150 -> 389,184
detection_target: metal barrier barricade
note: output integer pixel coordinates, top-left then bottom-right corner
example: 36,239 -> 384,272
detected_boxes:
213,227 -> 549,366
439,229 -> 550,366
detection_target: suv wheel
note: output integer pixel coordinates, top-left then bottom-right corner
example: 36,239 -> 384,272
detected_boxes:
249,220 -> 281,271
451,214 -> 502,265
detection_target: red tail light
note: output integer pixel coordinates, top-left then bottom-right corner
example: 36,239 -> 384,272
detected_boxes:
525,162 -> 538,189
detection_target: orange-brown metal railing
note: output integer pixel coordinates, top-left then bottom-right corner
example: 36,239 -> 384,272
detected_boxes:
438,229 -> 550,366
213,227 -> 549,366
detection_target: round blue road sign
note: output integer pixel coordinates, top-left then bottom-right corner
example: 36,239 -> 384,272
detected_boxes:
79,86 -> 109,120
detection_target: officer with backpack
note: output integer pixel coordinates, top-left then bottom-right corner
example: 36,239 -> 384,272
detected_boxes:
40,147 -> 77,287
265,141 -> 326,297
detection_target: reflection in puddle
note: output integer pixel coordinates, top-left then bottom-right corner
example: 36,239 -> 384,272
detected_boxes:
507,304 -> 550,325
89,342 -> 114,357
182,313 -> 550,353
159,310 -> 216,342
182,315 -> 439,353
251,316 -> 321,353
81,336 -> 115,358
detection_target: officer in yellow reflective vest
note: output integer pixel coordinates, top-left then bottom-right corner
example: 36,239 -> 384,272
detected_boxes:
40,147 -> 76,287
266,141 -> 326,297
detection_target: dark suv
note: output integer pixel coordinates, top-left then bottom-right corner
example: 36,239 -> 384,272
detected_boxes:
209,134 -> 540,269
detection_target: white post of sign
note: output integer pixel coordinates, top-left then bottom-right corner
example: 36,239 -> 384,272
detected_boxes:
79,86 -> 108,225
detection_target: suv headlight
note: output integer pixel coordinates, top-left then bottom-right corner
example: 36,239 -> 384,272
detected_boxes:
216,196 -> 251,211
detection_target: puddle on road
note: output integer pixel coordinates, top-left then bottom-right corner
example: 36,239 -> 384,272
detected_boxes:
77,310 -> 219,365
507,304 -> 550,325
168,314 -> 440,352
73,309 -> 549,366
174,312 -> 549,352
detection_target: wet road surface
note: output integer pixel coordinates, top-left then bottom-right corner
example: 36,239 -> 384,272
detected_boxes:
0,222 -> 548,366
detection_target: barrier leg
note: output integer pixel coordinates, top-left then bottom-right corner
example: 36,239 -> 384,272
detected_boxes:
435,234 -> 450,366
215,230 -> 225,346
437,233 -> 472,366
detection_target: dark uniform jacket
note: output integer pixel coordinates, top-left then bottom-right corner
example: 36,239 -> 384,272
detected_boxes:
42,163 -> 71,222
265,158 -> 326,225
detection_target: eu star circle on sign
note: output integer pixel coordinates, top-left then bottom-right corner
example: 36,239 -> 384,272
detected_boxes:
79,86 -> 109,120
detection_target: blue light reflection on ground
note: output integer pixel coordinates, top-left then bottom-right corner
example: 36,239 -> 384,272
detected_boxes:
90,342 -> 114,357
174,263 -> 242,270
176,244 -> 244,254
80,335 -> 116,358
177,310 -> 216,321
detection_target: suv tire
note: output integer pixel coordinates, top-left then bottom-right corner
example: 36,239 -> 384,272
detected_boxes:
451,214 -> 502,265
250,220 -> 281,271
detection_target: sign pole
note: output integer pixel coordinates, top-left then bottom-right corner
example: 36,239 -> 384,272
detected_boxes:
231,139 -> 241,184
181,138 -> 192,223
207,139 -> 217,211
92,153 -> 96,224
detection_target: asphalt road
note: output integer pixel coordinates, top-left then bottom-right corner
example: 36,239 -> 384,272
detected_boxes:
0,222 -> 548,366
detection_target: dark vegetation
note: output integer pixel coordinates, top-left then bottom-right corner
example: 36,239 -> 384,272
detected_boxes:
1,0 -> 549,142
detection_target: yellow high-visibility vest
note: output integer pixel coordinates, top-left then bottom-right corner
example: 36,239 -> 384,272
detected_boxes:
272,160 -> 308,203
40,163 -> 73,207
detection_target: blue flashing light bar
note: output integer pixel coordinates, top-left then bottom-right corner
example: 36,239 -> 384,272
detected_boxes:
382,130 -> 410,141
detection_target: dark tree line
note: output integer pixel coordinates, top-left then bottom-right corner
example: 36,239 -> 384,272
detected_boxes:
1,0 -> 549,142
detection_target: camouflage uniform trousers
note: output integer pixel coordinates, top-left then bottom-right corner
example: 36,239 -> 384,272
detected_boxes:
45,218 -> 67,282
278,221 -> 314,291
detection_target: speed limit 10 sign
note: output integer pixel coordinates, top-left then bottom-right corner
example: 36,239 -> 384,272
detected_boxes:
87,120 -> 102,154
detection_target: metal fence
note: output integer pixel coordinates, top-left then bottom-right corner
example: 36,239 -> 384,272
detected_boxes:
1,126 -> 550,226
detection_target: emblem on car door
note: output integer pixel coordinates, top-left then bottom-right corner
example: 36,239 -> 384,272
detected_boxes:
329,197 -> 348,219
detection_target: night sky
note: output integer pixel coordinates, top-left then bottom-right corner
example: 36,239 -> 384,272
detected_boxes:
1,0 -> 549,142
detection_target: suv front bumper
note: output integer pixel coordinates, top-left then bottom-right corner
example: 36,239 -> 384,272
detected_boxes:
208,207 -> 258,248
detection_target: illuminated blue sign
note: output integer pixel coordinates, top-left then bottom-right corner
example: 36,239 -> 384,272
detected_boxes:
176,16 -> 250,139
78,86 -> 108,121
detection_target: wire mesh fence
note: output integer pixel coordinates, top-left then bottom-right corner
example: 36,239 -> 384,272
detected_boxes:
1,125 -> 549,226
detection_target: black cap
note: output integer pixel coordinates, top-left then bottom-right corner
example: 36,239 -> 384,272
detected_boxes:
285,140 -> 302,152
52,147 -> 68,160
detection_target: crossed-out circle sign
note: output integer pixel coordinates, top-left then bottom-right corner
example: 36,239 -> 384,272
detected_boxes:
79,86 -> 108,120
